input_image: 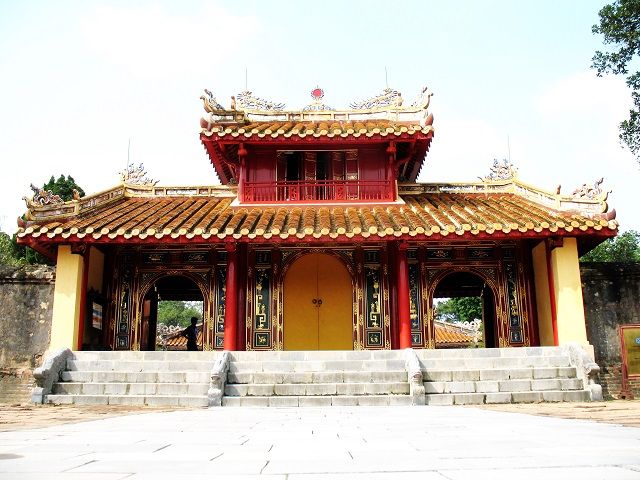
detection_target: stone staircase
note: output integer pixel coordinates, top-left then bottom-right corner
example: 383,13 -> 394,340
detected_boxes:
37,347 -> 596,407
45,351 -> 219,407
222,350 -> 413,407
416,347 -> 591,405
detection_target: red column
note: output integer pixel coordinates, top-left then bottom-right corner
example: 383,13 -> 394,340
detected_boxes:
223,243 -> 238,351
397,242 -> 412,349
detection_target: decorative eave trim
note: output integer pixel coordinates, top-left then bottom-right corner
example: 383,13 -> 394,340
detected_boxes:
17,225 -> 618,246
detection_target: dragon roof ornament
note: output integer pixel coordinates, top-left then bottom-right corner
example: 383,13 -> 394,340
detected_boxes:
350,87 -> 403,110
120,163 -> 158,186
23,184 -> 63,208
235,90 -> 285,111
571,177 -> 609,201
481,159 -> 518,182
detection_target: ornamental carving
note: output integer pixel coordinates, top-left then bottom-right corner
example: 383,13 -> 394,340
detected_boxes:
25,184 -> 63,207
350,87 -> 403,110
410,86 -> 432,109
120,163 -> 158,186
481,159 -> 518,182
200,89 -> 226,113
571,177 -> 606,200
236,90 -> 285,111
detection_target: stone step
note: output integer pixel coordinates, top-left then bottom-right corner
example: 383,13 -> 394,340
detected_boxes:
228,359 -> 406,373
224,382 -> 410,397
423,378 -> 584,394
422,366 -> 578,382
425,389 -> 591,405
221,394 -> 413,407
60,370 -> 211,383
227,370 -> 407,384
414,346 -> 568,359
66,360 -> 214,372
53,382 -> 209,396
68,351 -> 220,361
418,355 -> 571,369
229,350 -> 405,361
45,394 -> 209,407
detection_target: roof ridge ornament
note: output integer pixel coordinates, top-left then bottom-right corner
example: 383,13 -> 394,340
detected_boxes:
23,184 -> 63,208
120,163 -> 158,186
303,86 -> 333,111
481,159 -> 518,182
350,87 -> 403,110
200,89 -> 225,113
236,90 -> 285,111
571,177 -> 609,201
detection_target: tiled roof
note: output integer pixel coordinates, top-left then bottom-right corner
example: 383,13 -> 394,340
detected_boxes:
163,330 -> 204,350
200,119 -> 434,140
434,320 -> 478,345
17,183 -> 617,244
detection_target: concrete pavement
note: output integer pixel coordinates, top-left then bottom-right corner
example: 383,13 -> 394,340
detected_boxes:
0,406 -> 639,479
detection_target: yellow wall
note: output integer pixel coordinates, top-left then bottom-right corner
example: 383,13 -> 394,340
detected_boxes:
531,241 -> 554,346
87,247 -> 104,293
49,246 -> 84,350
551,237 -> 588,345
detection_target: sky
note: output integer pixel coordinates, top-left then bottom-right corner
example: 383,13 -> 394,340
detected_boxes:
0,0 -> 638,234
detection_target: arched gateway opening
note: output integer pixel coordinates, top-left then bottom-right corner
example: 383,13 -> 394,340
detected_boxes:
139,275 -> 204,351
432,271 -> 497,349
283,253 -> 353,350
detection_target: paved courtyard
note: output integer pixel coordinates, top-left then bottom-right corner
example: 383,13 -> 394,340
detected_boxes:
1,406 -> 639,479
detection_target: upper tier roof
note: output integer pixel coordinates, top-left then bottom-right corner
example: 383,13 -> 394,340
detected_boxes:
199,86 -> 435,183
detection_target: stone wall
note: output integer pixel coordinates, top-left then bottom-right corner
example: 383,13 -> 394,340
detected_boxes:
581,262 -> 640,399
0,264 -> 55,403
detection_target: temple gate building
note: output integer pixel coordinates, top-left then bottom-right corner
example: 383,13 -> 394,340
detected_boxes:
17,86 -> 618,357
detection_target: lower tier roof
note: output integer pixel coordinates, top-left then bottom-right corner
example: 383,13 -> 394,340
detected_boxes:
17,181 -> 617,247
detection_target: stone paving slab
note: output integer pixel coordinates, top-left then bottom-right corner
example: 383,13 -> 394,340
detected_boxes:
0,405 -> 640,479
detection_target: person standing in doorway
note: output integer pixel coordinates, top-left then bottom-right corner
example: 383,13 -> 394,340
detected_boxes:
182,317 -> 199,351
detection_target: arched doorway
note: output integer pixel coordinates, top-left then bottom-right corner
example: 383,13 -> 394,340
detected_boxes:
283,253 -> 353,350
140,275 -> 204,351
432,271 -> 497,348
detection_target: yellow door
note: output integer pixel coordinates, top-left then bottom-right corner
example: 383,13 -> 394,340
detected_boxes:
283,253 -> 353,350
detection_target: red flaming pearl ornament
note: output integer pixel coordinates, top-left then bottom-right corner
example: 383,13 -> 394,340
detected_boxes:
311,87 -> 324,100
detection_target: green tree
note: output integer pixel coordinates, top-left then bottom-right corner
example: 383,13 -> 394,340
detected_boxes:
0,232 -> 21,265
435,296 -> 482,323
42,175 -> 85,201
592,0 -> 640,161
157,301 -> 203,327
580,230 -> 640,262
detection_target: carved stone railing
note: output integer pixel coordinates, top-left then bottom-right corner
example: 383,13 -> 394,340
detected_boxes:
207,351 -> 230,407
404,348 -> 425,406
31,348 -> 72,404
561,343 -> 603,401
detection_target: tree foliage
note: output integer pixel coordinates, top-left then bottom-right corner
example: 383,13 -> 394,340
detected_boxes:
42,175 -> 85,201
435,296 -> 482,323
580,230 -> 640,262
592,0 -> 640,160
157,301 -> 203,327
